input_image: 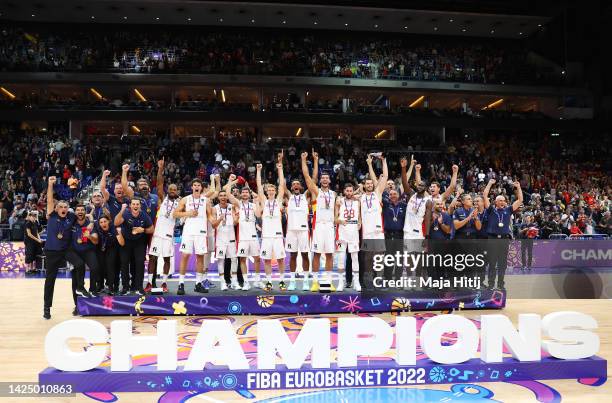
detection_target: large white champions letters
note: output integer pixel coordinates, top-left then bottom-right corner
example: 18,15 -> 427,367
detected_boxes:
45,312 -> 600,371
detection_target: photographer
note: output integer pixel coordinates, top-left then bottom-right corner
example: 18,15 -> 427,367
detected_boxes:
24,211 -> 43,275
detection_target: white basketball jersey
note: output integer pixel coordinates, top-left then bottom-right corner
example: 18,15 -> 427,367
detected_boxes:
404,193 -> 430,239
214,204 -> 235,242
338,197 -> 360,243
238,201 -> 258,240
360,192 -> 384,235
262,199 -> 283,238
182,194 -> 208,236
154,196 -> 179,239
315,189 -> 336,225
287,193 -> 309,231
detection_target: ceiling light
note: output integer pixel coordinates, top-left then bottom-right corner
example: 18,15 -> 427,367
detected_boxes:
0,87 -> 16,99
91,16 -> 95,19
374,24 -> 378,28
282,20 -> 286,24
482,98 -> 504,110
461,28 -> 466,32
519,32 -> 523,35
251,19 -> 255,23
409,95 -> 425,108
156,17 -> 160,20
187,17 -> 192,21
219,18 -> 223,22
403,26 -> 407,29
314,21 -> 318,25
31,14 -> 36,17
123,16 -> 127,20
449,18 -> 454,23
490,30 -> 495,34
538,23 -> 542,27
345,23 -> 348,26
434,27 -> 438,31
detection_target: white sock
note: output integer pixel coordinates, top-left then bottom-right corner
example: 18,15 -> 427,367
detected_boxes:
231,275 -> 238,283
162,274 -> 168,283
196,272 -> 203,283
148,273 -> 153,283
290,272 -> 295,280
179,274 -> 185,284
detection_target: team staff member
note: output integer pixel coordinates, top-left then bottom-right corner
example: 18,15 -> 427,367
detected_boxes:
24,211 -> 43,275
43,176 -> 80,320
66,204 -> 99,314
379,156 -> 414,281
483,178 -> 523,290
123,164 -> 159,222
114,199 -> 154,295
91,214 -> 123,295
473,195 -> 489,286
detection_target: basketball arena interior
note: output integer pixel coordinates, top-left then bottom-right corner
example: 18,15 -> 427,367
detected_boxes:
0,1 -> 610,402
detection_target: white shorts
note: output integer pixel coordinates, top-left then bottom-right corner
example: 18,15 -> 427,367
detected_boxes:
336,239 -> 360,253
260,237 -> 286,260
237,239 -> 260,257
285,230 -> 310,252
311,224 -> 335,254
149,236 -> 174,258
179,234 -> 208,255
215,239 -> 237,259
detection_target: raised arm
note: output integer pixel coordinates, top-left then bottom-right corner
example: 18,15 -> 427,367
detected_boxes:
301,152 -> 318,197
255,163 -> 264,216
277,151 -> 286,202
415,164 -> 422,186
366,154 -> 378,187
441,164 -> 459,201
400,156 -> 414,198
100,169 -> 110,201
375,154 -> 388,196
483,179 -> 495,209
224,174 -> 240,207
311,148 -> 319,185
122,164 -> 134,199
156,158 -> 165,200
46,176 -> 56,219
114,203 -> 127,227
205,174 -> 219,199
512,181 -> 524,211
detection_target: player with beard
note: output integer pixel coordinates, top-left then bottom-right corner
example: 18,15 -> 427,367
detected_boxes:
67,204 -> 99,304
90,214 -> 124,296
211,189 -> 239,291
114,199 -> 154,294
401,163 -> 433,277
123,165 -> 159,223
284,178 -> 311,291
360,153 -> 388,290
483,178 -> 523,290
173,178 -> 214,295
302,150 -> 336,291
335,183 -> 361,291
255,154 -> 287,292
43,176 -> 79,319
224,176 -> 260,290
145,159 -> 179,293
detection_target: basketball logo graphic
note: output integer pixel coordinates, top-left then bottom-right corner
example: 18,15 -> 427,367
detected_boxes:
287,243 -> 291,249
152,247 -> 157,252
261,250 -> 266,256
256,295 -> 274,308
240,248 -> 245,254
391,297 -> 411,312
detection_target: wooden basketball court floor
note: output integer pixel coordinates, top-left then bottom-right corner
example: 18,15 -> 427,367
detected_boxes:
0,278 -> 610,403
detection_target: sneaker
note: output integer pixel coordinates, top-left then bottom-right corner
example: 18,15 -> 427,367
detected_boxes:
43,307 -> 51,320
76,288 -> 93,298
310,280 -> 319,292
279,281 -> 287,291
144,282 -> 153,293
194,282 -> 207,293
177,283 -> 185,295
254,280 -> 264,289
241,282 -> 251,291
353,279 -> 362,292
302,277 -> 310,291
201,279 -> 211,293
287,279 -> 297,291
264,281 -> 273,292
135,289 -> 145,296
231,280 -> 240,290
89,289 -> 100,297
161,282 -> 168,293
72,307 -> 78,316
347,279 -> 353,289
337,278 -> 345,292
220,282 -> 228,291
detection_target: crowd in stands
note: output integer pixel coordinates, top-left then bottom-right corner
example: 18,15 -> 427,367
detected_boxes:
0,123 -> 609,240
0,25 -> 558,85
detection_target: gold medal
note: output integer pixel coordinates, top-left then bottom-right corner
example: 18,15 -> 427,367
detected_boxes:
84,231 -> 90,237
147,208 -> 151,213
57,233 -> 63,240
77,238 -> 83,244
